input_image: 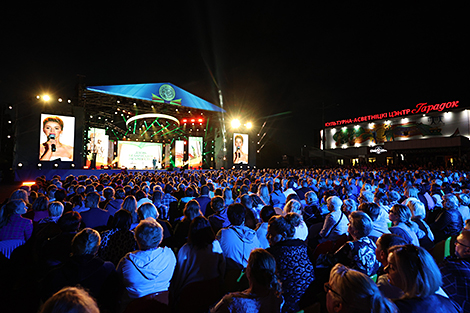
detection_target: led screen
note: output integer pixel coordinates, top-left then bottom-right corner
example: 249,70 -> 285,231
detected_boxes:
117,141 -> 162,169
188,136 -> 203,168
175,140 -> 184,168
87,128 -> 109,167
233,133 -> 248,164
39,114 -> 75,161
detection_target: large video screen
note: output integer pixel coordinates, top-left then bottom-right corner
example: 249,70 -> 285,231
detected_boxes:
117,141 -> 162,169
233,133 -> 248,164
87,128 -> 109,167
39,114 -> 75,161
188,136 -> 203,169
175,140 -> 184,168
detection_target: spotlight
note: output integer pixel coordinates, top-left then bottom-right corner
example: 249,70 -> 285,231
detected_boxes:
70,163 -> 75,168
53,163 -> 59,168
17,163 -> 23,168
245,122 -> 253,129
37,163 -> 42,169
231,119 -> 241,129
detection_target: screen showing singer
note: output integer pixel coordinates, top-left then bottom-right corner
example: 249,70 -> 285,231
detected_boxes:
39,114 -> 75,161
233,133 -> 248,164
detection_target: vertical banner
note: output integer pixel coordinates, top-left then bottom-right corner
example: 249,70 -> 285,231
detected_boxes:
175,140 -> 184,168
164,143 -> 171,168
87,128 -> 109,167
188,136 -> 203,169
233,133 -> 249,164
39,114 -> 75,161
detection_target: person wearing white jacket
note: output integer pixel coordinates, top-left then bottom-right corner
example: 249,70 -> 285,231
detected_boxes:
117,218 -> 176,307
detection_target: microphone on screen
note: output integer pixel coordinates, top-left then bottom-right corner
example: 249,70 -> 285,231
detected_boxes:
49,134 -> 56,152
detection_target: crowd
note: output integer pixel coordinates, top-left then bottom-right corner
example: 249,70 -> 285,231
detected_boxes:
0,166 -> 469,312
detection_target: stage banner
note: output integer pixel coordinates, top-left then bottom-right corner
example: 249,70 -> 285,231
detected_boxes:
188,136 -> 203,169
39,114 -> 75,162
164,143 -> 171,168
233,133 -> 249,164
87,128 -> 109,167
117,141 -> 162,169
175,140 -> 184,168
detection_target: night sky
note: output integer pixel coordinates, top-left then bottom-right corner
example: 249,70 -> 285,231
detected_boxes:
2,3 -> 468,160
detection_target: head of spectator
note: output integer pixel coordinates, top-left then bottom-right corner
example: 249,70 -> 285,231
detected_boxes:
0,199 -> 28,228
267,215 -> 295,246
10,189 -> 30,204
342,198 -> 357,217
260,205 -> 277,223
187,216 -> 215,249
32,195 -> 49,212
246,248 -> 281,293
454,230 -> 470,259
240,194 -> 253,210
443,193 -> 459,211
54,189 -> 67,203
211,196 -> 225,213
227,203 -> 246,227
404,186 -> 419,199
386,244 -> 441,299
84,192 -> 100,209
223,187 -> 233,205
257,184 -> 270,205
57,211 -> 82,233
387,190 -> 401,205
305,191 -> 319,206
138,202 -> 159,220
374,190 -> 388,207
388,204 -> 412,227
375,234 -> 407,267
347,211 -> 373,241
432,194 -> 443,207
103,187 -> 114,201
358,190 -> 374,204
134,218 -> 163,250
48,201 -> 64,219
183,200 -> 201,222
358,202 -> 381,222
122,195 -> 138,223
72,228 -> 100,256
111,209 -> 132,230
407,199 -> 426,220
327,196 -> 342,212
200,185 -> 210,196
326,263 -> 396,313
115,188 -> 126,200
39,286 -> 99,313
283,199 -> 302,216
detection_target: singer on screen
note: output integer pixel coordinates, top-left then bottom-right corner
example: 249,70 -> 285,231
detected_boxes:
40,116 -> 74,161
233,134 -> 248,164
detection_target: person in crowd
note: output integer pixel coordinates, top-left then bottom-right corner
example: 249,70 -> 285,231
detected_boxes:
457,190 -> 470,223
283,199 -> 308,240
137,202 -> 174,247
439,230 -> 470,313
375,234 -> 408,299
121,195 -> 139,229
341,198 -> 357,218
152,188 -> 169,220
0,199 -> 32,241
358,202 -> 390,242
270,181 -> 286,212
211,248 -> 283,313
407,198 -> 434,249
256,205 -> 277,249
258,183 -> 271,207
333,211 -> 379,276
318,196 -> 348,243
24,195 -> 49,223
173,199 -> 202,250
303,190 -> 323,227
80,192 -> 111,230
431,193 -> 464,243
194,185 -> 212,216
42,228 -> 120,312
99,186 -> 114,210
216,203 -> 261,270
222,187 -> 234,208
39,201 -> 64,224
135,189 -> 152,209
208,196 -> 230,235
39,286 -> 99,313
117,218 -> 176,306
267,215 -> 314,313
388,204 -> 420,246
170,216 -> 225,307
98,209 -> 137,266
324,263 -> 397,313
386,244 -> 461,312
105,187 -> 125,216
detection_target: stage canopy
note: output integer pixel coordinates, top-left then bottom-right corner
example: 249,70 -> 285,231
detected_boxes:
86,82 -> 225,113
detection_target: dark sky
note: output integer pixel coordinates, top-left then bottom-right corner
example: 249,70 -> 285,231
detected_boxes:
2,3 -> 468,158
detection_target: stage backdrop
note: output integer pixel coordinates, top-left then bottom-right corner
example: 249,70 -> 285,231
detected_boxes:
117,141 -> 162,169
87,128 -> 109,167
175,140 -> 184,168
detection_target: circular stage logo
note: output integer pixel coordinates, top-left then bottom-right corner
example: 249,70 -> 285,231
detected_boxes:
159,84 -> 176,101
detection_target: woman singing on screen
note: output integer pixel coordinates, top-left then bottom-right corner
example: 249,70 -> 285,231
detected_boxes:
40,116 -> 74,161
233,135 -> 248,164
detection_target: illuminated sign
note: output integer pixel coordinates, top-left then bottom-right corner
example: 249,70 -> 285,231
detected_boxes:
325,101 -> 459,127
370,146 -> 388,154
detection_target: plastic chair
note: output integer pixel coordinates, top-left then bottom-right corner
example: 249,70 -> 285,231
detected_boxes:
0,239 -> 25,259
431,236 -> 452,264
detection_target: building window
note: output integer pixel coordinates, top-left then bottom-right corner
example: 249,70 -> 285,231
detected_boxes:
387,157 -> 393,166
337,159 -> 344,165
368,157 -> 376,163
352,158 -> 359,166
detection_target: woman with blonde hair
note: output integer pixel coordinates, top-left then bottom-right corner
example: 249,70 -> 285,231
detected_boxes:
388,204 -> 420,246
283,200 -> 308,240
386,244 -> 461,312
257,183 -> 270,207
325,263 -> 397,313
